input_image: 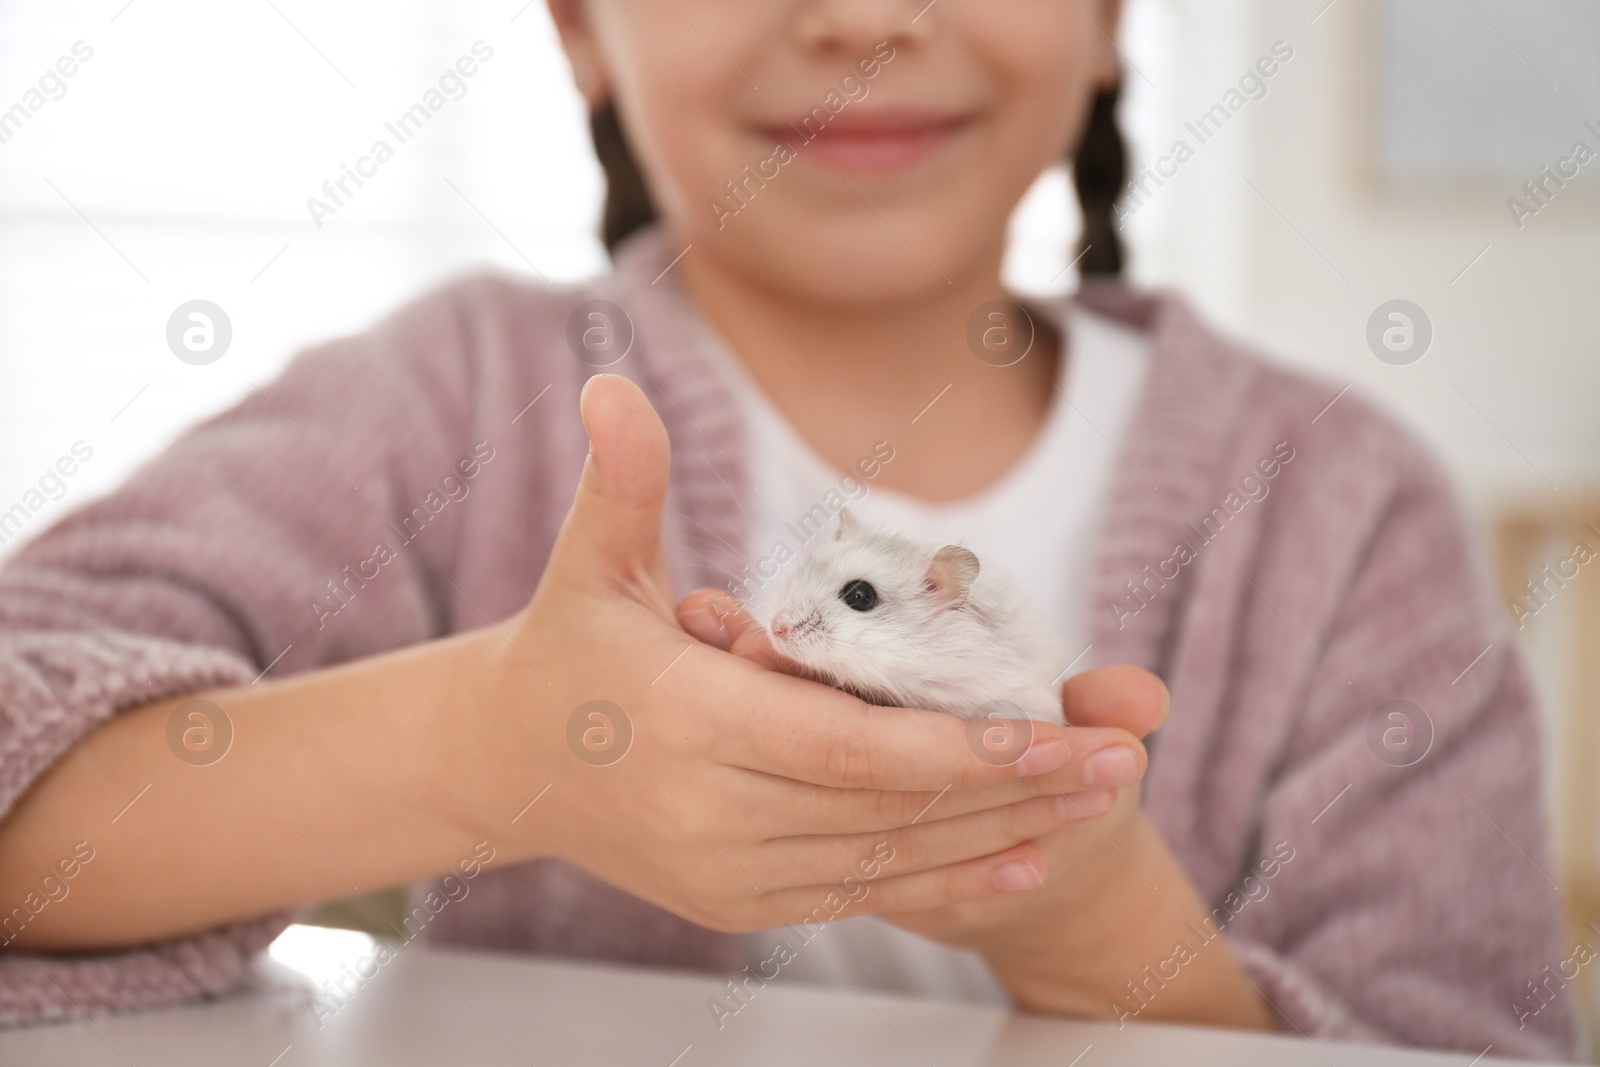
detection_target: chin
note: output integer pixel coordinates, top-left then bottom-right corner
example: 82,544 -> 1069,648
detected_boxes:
728,217 -> 985,307
686,182 -> 1000,305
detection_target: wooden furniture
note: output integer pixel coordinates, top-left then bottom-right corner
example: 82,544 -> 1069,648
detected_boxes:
1493,495 -> 1600,1052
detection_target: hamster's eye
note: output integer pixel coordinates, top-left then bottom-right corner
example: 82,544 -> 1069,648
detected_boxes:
839,579 -> 877,612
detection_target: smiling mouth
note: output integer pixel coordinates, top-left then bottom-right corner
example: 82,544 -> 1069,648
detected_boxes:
756,113 -> 972,175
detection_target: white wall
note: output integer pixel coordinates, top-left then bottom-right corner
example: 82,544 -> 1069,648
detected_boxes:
1118,0 -> 1600,506
0,1 -> 606,554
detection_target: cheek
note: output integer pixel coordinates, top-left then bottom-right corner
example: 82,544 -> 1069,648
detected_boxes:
958,3 -> 1100,179
592,0 -> 778,234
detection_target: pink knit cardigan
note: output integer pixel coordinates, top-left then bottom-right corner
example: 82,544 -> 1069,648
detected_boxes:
0,229 -> 1579,1059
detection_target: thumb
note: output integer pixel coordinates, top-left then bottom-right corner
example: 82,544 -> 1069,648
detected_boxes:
1060,665 -> 1169,738
545,374 -> 675,612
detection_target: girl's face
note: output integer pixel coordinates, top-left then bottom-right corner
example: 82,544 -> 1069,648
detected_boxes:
552,0 -> 1121,305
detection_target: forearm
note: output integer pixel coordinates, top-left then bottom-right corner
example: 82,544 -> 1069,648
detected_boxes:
984,814 -> 1276,1031
0,626 -> 512,953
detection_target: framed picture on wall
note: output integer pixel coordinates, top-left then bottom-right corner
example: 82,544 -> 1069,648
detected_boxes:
1375,0 -> 1600,193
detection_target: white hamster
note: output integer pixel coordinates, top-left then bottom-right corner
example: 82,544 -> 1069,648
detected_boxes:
766,508 -> 1067,722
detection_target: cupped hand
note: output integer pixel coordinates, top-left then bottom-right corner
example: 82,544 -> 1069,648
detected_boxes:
863,672 -> 1269,1030
470,374 -> 1149,935
880,667 -> 1169,951
680,586 -> 1168,917
688,575 -> 1177,959
678,516 -> 1266,1028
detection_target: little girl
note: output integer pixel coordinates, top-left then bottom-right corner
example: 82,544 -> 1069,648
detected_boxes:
0,0 -> 1578,1058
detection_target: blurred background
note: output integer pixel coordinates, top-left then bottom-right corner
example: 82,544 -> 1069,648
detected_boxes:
2,0 -> 1598,1051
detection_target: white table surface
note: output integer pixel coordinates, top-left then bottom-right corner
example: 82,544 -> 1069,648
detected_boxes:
0,942 -> 1561,1067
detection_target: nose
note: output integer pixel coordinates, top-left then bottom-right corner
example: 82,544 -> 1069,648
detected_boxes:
770,616 -> 790,638
793,0 -> 926,57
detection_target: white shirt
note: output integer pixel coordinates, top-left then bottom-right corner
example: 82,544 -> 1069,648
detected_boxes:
695,301 -> 1151,1004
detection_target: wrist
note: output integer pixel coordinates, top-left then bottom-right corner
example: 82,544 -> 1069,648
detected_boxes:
436,623 -> 561,862
982,813 -> 1273,1031
979,812 -> 1168,1012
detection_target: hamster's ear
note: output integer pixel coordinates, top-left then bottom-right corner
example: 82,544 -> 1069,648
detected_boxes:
835,507 -> 862,541
923,546 -> 979,609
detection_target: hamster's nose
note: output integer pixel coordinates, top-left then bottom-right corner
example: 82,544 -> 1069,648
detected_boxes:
770,616 -> 790,639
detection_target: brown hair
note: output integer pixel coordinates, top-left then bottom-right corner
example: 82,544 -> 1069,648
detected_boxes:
588,85 -> 1127,277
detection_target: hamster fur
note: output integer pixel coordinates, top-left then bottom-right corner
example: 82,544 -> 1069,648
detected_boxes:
766,508 -> 1067,722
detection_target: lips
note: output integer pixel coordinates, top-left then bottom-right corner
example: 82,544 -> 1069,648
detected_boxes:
756,111 -> 972,175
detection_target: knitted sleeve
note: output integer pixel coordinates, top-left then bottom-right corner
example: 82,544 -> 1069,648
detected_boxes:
1218,419 -> 1581,1062
0,276 -> 496,1026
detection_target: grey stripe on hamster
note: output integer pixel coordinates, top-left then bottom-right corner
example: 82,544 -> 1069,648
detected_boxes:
766,508 -> 1067,722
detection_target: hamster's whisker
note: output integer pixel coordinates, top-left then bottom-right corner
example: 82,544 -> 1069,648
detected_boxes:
673,510 -> 755,567
664,527 -> 753,581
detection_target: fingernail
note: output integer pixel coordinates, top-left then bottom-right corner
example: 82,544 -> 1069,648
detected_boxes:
1083,746 -> 1142,788
992,859 -> 1045,894
1015,739 -> 1070,777
1055,790 -> 1116,820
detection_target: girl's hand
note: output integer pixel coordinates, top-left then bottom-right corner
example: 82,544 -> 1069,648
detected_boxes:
881,675 -> 1272,1031
470,374 -> 1150,935
673,589 -> 1160,892
686,561 -> 1270,1028
881,666 -> 1166,952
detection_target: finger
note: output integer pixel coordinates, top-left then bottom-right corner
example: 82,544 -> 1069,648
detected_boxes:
728,724 -> 1144,836
1060,664 -> 1169,738
727,624 -> 803,675
689,660 -> 1079,790
676,589 -> 741,650
760,791 -> 1116,889
543,374 -> 675,614
675,589 -> 799,674
761,841 -> 1051,925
